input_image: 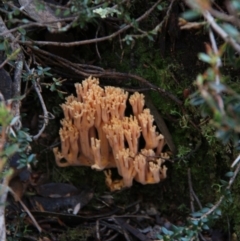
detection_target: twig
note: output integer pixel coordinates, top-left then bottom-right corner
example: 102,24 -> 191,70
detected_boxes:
113,218 -> 132,241
188,169 -> 207,241
203,11 -> 240,53
95,25 -> 101,60
209,8 -> 240,28
96,219 -> 100,240
191,160 -> 240,221
226,1 -> 240,28
231,153 -> 240,168
8,187 -> 42,233
0,182 -> 8,240
199,233 -> 207,241
19,0 -> 163,47
188,168 -> 203,211
105,232 -> 119,241
0,56 -> 11,69
99,220 -> 123,233
102,214 -> 152,219
209,29 -> 220,59
12,52 -> 24,130
227,215 -> 231,241
0,125 -> 8,240
24,62 -> 55,140
209,29 -> 221,85
129,0 -> 176,40
47,16 -> 79,33
188,168 -> 195,212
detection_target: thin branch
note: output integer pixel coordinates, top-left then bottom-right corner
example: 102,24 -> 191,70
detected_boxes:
191,161 -> 240,221
8,187 -> 42,233
129,0 -> 176,40
209,29 -> 219,56
24,62 -> 55,140
96,219 -> 100,240
226,215 -> 231,241
209,29 -> 221,85
209,8 -> 240,28
0,56 -> 11,69
188,169 -> 219,241
231,153 -> 240,168
203,10 -> 240,53
95,25 -> 102,60
188,168 -> 203,211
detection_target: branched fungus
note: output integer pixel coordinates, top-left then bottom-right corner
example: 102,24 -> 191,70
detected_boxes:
53,76 -> 169,190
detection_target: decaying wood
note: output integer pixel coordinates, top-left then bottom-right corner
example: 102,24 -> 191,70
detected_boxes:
18,0 -> 61,30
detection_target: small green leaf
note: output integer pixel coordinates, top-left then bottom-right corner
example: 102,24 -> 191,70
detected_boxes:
209,83 -> 226,92
232,0 -> 240,10
191,212 -> 202,217
44,72 -> 52,77
10,116 -> 20,126
63,9 -> 71,16
181,10 -> 200,20
171,224 -> 180,231
43,67 -> 51,72
225,171 -> 234,177
201,217 -> 208,223
18,158 -> 26,163
196,74 -> 204,84
12,95 -> 25,101
215,209 -> 222,216
55,8 -> 61,16
0,43 -> 5,50
191,220 -> 199,226
147,35 -> 154,41
22,18 -> 29,23
156,234 -> 163,239
157,4 -> 163,10
198,53 -> 212,63
4,144 -> 19,156
220,179 -> 228,185
206,203 -> 214,208
17,163 -> 27,169
181,238 -> 191,241
190,96 -> 204,106
50,84 -> 56,91
200,207 -> 210,213
161,226 -> 170,235
13,9 -> 20,15
222,23 -> 239,38
19,153 -> 27,159
27,154 -> 36,163
203,224 -> 209,230
58,92 -> 64,99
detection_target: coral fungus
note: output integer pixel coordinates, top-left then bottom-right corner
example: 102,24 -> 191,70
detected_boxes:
53,76 -> 169,189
